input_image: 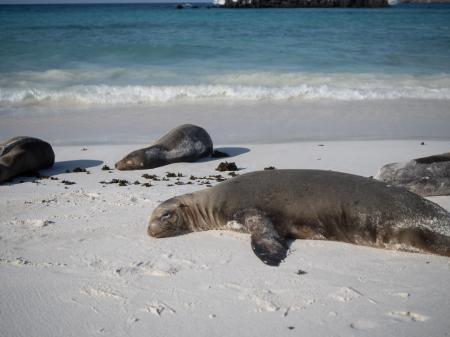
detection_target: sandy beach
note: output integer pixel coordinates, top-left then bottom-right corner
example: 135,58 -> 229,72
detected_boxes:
2,2 -> 450,336
1,139 -> 450,337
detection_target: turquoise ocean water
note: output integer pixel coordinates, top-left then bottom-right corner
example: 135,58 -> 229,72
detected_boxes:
0,3 -> 450,108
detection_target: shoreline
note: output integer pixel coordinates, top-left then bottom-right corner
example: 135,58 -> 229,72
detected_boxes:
1,98 -> 449,145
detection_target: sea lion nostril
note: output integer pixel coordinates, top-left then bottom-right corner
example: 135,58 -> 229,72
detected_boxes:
148,222 -> 162,237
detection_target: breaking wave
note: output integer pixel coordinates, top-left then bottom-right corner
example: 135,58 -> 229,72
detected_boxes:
1,70 -> 449,107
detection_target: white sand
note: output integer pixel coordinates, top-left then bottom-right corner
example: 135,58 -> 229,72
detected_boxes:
1,140 -> 450,337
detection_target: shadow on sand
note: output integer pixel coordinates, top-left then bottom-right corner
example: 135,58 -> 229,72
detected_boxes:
199,147 -> 250,163
43,159 -> 104,175
2,159 -> 103,185
216,147 -> 250,157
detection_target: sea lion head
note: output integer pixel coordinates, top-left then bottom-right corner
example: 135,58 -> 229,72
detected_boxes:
148,198 -> 191,238
115,150 -> 145,170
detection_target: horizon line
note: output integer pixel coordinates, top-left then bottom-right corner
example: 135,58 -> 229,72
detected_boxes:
0,1 -> 211,4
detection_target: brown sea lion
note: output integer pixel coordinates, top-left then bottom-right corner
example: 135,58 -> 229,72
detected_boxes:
148,169 -> 450,266
115,124 -> 213,170
0,136 -> 55,183
376,152 -> 450,196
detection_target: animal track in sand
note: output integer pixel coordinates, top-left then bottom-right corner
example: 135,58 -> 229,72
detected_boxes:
114,254 -> 201,278
387,311 -> 429,322
220,282 -> 318,315
0,257 -> 32,266
9,218 -> 54,227
0,257 -> 67,268
145,301 -> 176,317
222,283 -> 314,314
330,286 -> 377,304
222,283 -> 281,312
330,287 -> 362,303
80,285 -> 125,301
115,260 -> 179,278
393,292 -> 411,299
350,320 -> 378,330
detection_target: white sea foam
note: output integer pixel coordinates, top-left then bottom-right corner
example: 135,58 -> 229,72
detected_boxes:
0,70 -> 449,107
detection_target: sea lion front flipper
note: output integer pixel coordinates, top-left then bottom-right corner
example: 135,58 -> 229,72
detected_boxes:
251,232 -> 289,266
240,209 -> 289,266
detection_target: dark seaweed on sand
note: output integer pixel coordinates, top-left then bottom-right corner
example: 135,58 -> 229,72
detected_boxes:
216,162 -> 238,172
99,179 -> 130,186
142,174 -> 160,181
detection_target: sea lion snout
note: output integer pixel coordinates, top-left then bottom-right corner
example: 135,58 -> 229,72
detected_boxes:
115,152 -> 144,170
148,217 -> 183,238
114,160 -> 129,170
115,158 -> 130,170
148,201 -> 192,238
148,221 -> 164,238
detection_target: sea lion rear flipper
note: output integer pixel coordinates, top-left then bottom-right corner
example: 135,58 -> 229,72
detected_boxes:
240,209 -> 288,266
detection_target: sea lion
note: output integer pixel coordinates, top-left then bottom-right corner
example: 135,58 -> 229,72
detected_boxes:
115,124 -> 213,170
0,136 -> 55,183
376,152 -> 450,196
148,169 -> 450,266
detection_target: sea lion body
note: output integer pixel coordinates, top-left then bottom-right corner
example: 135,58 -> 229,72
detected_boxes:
115,124 -> 213,170
149,170 -> 450,265
0,136 -> 55,183
376,152 -> 450,196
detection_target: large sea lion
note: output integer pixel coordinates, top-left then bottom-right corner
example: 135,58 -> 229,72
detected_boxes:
148,170 -> 450,266
376,152 -> 450,196
0,136 -> 55,183
115,124 -> 213,170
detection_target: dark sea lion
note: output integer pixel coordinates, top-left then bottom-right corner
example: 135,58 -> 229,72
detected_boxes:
0,136 -> 55,183
115,124 -> 213,170
148,169 -> 450,266
376,152 -> 450,196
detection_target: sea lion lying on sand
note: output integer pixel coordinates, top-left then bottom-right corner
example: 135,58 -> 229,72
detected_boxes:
376,152 -> 450,196
0,136 -> 55,183
115,124 -> 213,170
148,169 -> 450,266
